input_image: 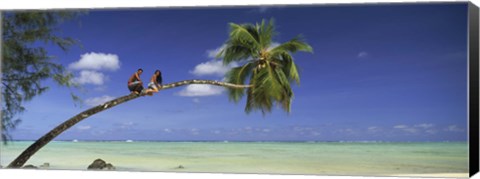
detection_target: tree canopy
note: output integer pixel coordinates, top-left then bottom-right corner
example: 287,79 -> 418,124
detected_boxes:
1,11 -> 83,142
218,19 -> 313,115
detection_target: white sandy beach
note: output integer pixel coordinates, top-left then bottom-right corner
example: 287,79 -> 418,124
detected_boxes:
389,173 -> 468,178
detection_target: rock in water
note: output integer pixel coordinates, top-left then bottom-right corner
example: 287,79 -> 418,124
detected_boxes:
23,164 -> 38,169
87,159 -> 115,170
88,159 -> 107,170
105,163 -> 116,170
40,162 -> 50,168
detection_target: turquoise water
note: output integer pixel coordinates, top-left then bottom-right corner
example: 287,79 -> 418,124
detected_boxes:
0,141 -> 468,177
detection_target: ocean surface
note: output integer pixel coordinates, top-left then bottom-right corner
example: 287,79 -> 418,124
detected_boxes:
0,141 -> 468,177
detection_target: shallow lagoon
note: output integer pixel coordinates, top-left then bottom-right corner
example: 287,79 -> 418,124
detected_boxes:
0,141 -> 468,177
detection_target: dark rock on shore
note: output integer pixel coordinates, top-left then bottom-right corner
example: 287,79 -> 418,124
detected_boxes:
88,159 -> 106,169
40,162 -> 50,168
23,164 -> 38,169
105,163 -> 115,170
87,159 -> 115,170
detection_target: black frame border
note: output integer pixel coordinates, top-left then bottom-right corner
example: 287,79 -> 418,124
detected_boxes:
469,2 -> 479,178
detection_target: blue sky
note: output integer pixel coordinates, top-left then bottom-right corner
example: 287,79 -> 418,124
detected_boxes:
10,3 -> 469,142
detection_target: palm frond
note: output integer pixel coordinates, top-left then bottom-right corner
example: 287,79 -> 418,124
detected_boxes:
245,67 -> 275,115
219,44 -> 253,64
270,35 -> 313,55
245,86 -> 254,113
243,23 -> 260,44
248,62 -> 287,114
245,69 -> 275,115
273,67 -> 293,112
225,62 -> 254,102
218,23 -> 262,65
258,19 -> 277,49
229,23 -> 259,47
280,53 -> 300,84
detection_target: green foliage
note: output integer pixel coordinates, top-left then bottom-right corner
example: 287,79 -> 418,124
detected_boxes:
218,18 -> 313,115
225,62 -> 254,102
1,11 -> 84,143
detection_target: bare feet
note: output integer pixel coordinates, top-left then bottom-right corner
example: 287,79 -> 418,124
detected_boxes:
144,89 -> 154,96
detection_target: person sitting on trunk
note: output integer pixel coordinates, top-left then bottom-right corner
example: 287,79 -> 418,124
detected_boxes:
145,70 -> 163,96
128,68 -> 144,95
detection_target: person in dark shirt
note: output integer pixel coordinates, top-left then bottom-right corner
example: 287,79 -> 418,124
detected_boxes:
127,68 -> 144,95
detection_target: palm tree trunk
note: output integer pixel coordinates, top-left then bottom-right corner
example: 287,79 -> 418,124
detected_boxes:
7,80 -> 252,168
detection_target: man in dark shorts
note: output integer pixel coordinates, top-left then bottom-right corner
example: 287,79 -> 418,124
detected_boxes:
128,68 -> 144,94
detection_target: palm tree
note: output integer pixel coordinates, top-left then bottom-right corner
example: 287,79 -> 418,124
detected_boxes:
7,80 -> 251,168
7,18 -> 313,168
219,18 -> 313,114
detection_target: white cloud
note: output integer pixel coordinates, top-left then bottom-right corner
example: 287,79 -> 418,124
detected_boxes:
367,126 -> 381,133
445,125 -> 464,132
73,70 -> 108,85
293,127 -> 302,131
414,123 -> 434,128
190,128 -> 200,135
337,128 -> 355,134
163,128 -> 171,133
116,121 -> 137,130
393,125 -> 418,133
311,132 -> 321,136
243,127 -> 253,133
77,125 -> 91,130
358,51 -> 369,58
192,45 -> 241,77
94,86 -> 107,92
84,95 -> 115,106
393,125 -> 408,129
394,124 -> 441,134
69,52 -> 120,71
177,84 -> 224,97
123,122 -> 134,126
69,52 -> 120,87
190,60 -> 238,76
207,45 -> 226,58
181,45 -> 246,97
